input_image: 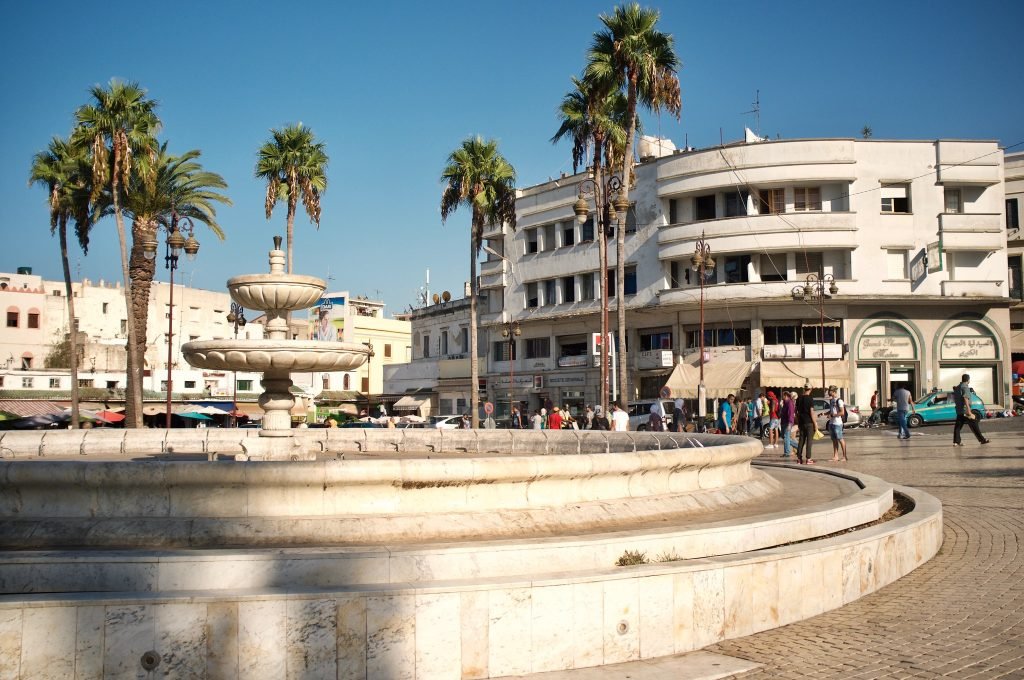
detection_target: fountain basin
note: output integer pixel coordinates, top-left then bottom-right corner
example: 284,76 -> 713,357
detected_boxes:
227,273 -> 325,312
182,339 -> 370,372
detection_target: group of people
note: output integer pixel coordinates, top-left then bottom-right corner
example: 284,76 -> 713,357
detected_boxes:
508,403 -> 632,431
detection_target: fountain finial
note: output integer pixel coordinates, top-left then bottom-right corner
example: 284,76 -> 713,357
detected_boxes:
273,235 -> 283,250
269,237 -> 285,274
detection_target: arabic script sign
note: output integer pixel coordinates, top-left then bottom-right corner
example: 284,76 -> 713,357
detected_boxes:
940,337 -> 995,360
858,336 -> 915,359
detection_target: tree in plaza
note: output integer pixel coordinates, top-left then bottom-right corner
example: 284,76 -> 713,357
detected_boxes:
440,136 -> 518,428
74,79 -> 161,428
255,123 -> 328,273
29,136 -> 97,428
550,76 -> 632,417
587,3 -> 681,405
120,144 -> 231,383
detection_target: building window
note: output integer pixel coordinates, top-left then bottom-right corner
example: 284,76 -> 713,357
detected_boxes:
881,184 -> 910,213
120,319 -> 127,335
760,253 -> 787,282
794,187 -> 821,212
51,290 -> 61,297
6,311 -> 18,328
22,377 -> 33,388
543,223 -> 557,251
579,272 -> 595,301
764,324 -> 799,344
562,276 -> 576,303
724,255 -> 751,283
668,198 -> 678,224
887,250 -> 908,279
525,337 -> 550,359
184,380 -> 196,389
724,191 -> 749,217
759,189 -> 785,214
102,302 -> 109,314
624,266 -> 637,295
686,326 -> 751,348
623,203 -> 638,233
527,229 -> 539,254
105,381 -> 117,389
21,356 -> 32,370
526,282 -> 539,308
384,344 -> 392,358
27,312 -> 39,329
49,378 -> 60,389
795,252 -> 823,276
78,379 -> 92,388
1007,198 -> 1020,230
1009,255 -> 1022,301
361,377 -> 369,393
562,220 -> 575,246
695,195 -> 716,220
580,217 -> 594,242
944,189 -> 962,214
440,329 -> 449,356
237,380 -> 253,391
802,323 -> 841,344
639,330 -> 672,351
493,341 -> 515,362
544,279 -> 557,306
461,328 -> 469,353
422,334 -> 430,358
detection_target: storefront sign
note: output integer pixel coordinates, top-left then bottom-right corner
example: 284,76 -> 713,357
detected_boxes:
490,375 -> 535,388
941,337 -> 996,360
858,336 -> 915,359
546,373 -> 586,386
558,355 -> 589,368
637,350 -> 673,369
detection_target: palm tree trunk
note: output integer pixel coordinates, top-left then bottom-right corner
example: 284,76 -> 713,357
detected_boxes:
129,219 -> 157,416
469,212 -> 481,429
593,136 -> 609,419
616,70 -> 640,409
113,179 -> 142,428
59,216 -> 80,429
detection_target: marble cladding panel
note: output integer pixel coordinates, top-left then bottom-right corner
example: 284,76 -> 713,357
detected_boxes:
238,600 -> 287,679
530,584 -> 575,673
102,604 -> 156,679
245,482 -> 325,518
414,592 -> 461,679
75,606 -> 106,680
460,590 -> 489,680
366,595 -> 416,680
286,598 -> 337,680
776,556 -> 805,624
0,609 -> 22,679
324,481 -> 402,515
487,588 -> 532,676
156,603 -> 207,679
0,560 -> 156,595
20,606 -> 76,680
692,568 -> 725,649
638,574 -> 674,659
337,596 -> 367,680
572,581 -> 604,669
602,577 -> 640,664
206,602 -> 239,680
167,483 -> 249,518
671,571 -> 696,654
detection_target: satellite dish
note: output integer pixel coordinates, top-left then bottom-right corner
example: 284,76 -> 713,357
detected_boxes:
442,290 -> 451,302
432,293 -> 440,304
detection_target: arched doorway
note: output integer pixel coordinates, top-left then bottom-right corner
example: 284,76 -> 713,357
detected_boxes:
854,320 -> 920,403
937,321 -> 1000,404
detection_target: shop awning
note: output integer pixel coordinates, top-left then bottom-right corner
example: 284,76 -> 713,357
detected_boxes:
0,400 -> 65,418
393,394 -> 430,410
661,361 -> 755,399
759,360 -> 851,389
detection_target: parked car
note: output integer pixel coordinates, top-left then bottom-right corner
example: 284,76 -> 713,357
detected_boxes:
887,389 -> 985,428
628,400 -> 675,431
429,415 -> 464,430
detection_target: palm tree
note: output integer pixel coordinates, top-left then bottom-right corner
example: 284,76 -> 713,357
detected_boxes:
74,79 -> 161,428
121,145 -> 231,380
551,76 -> 632,416
29,136 -> 96,428
440,136 -> 517,428
588,2 -> 681,406
255,123 -> 328,273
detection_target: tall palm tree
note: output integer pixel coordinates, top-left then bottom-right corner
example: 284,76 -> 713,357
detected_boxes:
121,144 -> 231,379
74,79 -> 161,428
551,76 -> 632,416
588,3 -> 681,405
29,137 -> 96,428
255,123 -> 328,273
440,136 -> 517,428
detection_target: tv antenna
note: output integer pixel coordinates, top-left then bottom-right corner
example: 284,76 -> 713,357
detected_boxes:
743,90 -> 761,137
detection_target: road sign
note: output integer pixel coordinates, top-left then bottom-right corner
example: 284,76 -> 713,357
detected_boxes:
483,401 -> 494,415
660,385 -> 672,400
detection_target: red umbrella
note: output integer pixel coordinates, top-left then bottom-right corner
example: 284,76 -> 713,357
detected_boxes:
96,410 -> 125,423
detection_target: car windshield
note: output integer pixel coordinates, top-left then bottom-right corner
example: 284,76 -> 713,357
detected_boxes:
428,416 -> 453,424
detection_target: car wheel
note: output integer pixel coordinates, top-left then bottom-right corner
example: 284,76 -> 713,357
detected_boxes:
908,414 -> 923,428
761,424 -> 770,439
637,424 -> 648,432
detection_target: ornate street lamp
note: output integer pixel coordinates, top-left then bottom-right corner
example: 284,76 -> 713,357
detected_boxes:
792,273 -> 839,393
691,231 -> 715,420
226,303 -> 246,426
501,320 -> 522,414
574,171 -> 625,418
142,210 -> 199,428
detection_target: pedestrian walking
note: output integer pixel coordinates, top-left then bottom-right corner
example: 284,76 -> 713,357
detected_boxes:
893,384 -> 915,440
718,394 -> 735,434
510,405 -> 524,429
952,373 -> 990,446
583,405 -> 594,430
531,410 -> 543,430
780,391 -> 796,457
868,390 -> 881,427
592,407 -> 610,431
548,406 -> 563,431
827,386 -> 848,462
795,385 -> 817,465
610,402 -> 629,431
766,391 -> 780,449
671,398 -> 686,432
745,398 -> 757,436
649,401 -> 666,432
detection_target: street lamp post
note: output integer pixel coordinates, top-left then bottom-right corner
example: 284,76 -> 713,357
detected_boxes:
574,172 -> 627,418
691,231 -> 715,422
500,320 -> 521,416
142,211 -> 199,429
226,303 -> 246,427
792,273 -> 839,393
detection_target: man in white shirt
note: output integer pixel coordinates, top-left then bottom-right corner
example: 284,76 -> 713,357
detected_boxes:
611,402 -> 630,432
827,386 -> 848,462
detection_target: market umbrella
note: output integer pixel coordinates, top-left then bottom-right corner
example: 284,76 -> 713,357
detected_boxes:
95,410 -> 125,423
178,412 -> 212,421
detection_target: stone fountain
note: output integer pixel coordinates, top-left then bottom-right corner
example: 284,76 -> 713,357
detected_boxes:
181,236 -> 369,459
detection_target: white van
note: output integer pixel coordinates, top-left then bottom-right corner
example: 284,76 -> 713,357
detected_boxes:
627,400 -> 676,431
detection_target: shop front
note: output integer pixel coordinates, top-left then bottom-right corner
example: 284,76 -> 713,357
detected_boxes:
853,320 -> 921,404
546,373 -> 588,419
936,320 -> 1001,405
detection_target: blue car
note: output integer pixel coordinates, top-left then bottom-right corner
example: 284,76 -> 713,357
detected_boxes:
887,389 -> 986,428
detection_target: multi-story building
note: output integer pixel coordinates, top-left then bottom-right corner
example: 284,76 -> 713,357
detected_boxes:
1006,151 -> 1023,397
477,137 -> 1011,416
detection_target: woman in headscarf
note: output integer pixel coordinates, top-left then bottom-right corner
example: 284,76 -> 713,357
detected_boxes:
649,400 -> 666,432
672,398 -> 686,432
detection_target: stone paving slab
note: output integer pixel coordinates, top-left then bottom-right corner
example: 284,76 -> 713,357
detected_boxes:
511,651 -> 762,679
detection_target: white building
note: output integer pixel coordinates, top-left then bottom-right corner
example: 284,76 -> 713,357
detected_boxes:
1005,151 -> 1023,396
476,137 -> 1011,415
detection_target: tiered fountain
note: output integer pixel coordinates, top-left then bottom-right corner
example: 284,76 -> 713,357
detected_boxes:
182,236 -> 369,459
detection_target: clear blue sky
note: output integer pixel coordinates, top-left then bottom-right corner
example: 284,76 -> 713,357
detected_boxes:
2,0 -> 1022,314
